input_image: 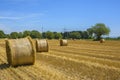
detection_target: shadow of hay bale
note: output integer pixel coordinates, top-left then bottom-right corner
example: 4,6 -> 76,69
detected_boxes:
0,63 -> 10,70
13,64 -> 34,68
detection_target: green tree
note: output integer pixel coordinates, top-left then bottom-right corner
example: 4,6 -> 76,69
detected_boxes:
18,32 -> 23,38
54,32 -> 62,39
63,32 -> 69,39
87,28 -> 94,38
30,30 -> 41,38
69,31 -> 81,39
92,23 -> 110,40
0,30 -> 6,38
42,32 -> 46,39
78,31 -> 83,39
117,36 -> 120,40
10,32 -> 19,39
5,34 -> 10,38
45,31 -> 54,39
23,30 -> 31,37
82,31 -> 89,39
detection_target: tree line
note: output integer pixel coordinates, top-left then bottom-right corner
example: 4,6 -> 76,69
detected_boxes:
0,30 -> 89,39
1,23 -> 118,40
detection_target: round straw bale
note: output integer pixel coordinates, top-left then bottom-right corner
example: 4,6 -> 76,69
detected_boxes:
100,39 -> 105,43
60,39 -> 68,46
36,39 -> 49,52
6,37 -> 36,66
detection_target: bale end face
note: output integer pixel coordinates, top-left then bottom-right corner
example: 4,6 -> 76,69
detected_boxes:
6,37 -> 36,67
60,39 -> 68,46
36,39 -> 49,52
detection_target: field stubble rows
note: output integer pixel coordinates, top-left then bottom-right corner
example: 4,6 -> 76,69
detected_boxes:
0,39 -> 120,80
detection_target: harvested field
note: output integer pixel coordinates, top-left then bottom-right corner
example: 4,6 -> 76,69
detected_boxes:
0,39 -> 120,80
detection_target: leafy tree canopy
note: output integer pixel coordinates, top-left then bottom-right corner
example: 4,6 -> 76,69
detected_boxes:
23,30 -> 31,37
45,31 -> 54,39
69,31 -> 81,39
54,32 -> 62,39
10,32 -> 19,39
0,30 -> 5,38
91,23 -> 110,40
30,30 -> 41,39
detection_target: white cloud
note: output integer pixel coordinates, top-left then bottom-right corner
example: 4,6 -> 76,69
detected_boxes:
0,24 -> 12,33
0,13 -> 44,20
0,16 -> 22,20
0,12 -> 45,33
23,13 -> 44,18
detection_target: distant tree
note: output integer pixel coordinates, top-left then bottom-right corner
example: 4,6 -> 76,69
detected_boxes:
45,31 -> 54,39
92,23 -> 110,40
23,30 -> 31,37
69,31 -> 81,39
30,30 -> 41,38
42,32 -> 46,39
78,31 -> 83,39
87,28 -> 94,38
54,32 -> 62,39
117,36 -> 120,40
0,30 -> 5,38
82,31 -> 89,39
10,32 -> 19,39
5,34 -> 10,38
63,32 -> 69,39
18,32 -> 23,38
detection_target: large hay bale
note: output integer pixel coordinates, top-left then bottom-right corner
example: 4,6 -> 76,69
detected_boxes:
100,39 -> 105,43
60,39 -> 68,46
6,37 -> 36,67
36,39 -> 49,52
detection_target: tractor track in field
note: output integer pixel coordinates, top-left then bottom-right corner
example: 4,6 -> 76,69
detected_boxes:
50,48 -> 120,62
17,66 -> 43,80
37,52 -> 120,70
0,56 -> 25,80
48,50 -> 120,68
51,44 -> 120,56
0,40 -> 120,80
36,53 -> 120,80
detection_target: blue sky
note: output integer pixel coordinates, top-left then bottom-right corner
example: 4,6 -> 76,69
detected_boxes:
0,0 -> 120,37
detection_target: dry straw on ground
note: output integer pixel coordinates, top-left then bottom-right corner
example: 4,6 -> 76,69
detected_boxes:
100,39 -> 105,43
60,39 -> 68,46
5,36 -> 36,67
36,39 -> 49,52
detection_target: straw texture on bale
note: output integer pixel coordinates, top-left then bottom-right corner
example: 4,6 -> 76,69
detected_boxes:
6,37 -> 36,66
60,39 -> 68,46
100,39 -> 105,43
36,39 -> 49,52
